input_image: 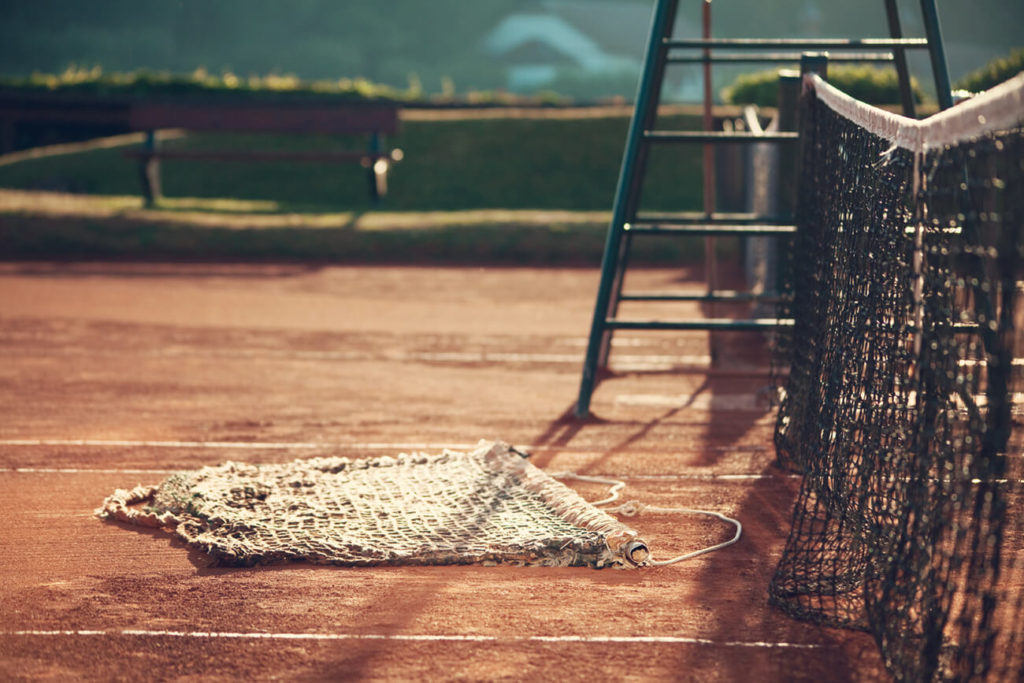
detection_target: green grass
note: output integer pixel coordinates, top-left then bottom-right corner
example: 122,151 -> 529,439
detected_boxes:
0,106 -> 723,264
0,192 -> 719,265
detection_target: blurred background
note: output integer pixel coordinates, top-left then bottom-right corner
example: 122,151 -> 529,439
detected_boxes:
1,0 -> 1020,103
0,0 -> 1020,253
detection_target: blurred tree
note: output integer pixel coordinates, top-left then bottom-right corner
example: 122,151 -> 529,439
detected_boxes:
0,0 -> 1020,99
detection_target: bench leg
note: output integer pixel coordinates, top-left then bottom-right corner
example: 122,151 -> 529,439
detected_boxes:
0,118 -> 15,155
138,130 -> 162,208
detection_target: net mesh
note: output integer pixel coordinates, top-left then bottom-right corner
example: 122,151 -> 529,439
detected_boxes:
771,73 -> 1024,681
97,440 -> 649,569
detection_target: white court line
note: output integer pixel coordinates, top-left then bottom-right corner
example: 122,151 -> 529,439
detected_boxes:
0,439 -> 771,452
628,473 -> 798,481
0,467 -> 787,479
0,439 -> 777,478
1,344 -> 714,369
0,439 -> 479,450
2,629 -> 824,650
0,467 -> 180,474
615,394 -> 772,411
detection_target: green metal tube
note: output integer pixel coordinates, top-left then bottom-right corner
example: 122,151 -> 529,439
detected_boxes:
919,0 -> 953,109
575,0 -> 678,418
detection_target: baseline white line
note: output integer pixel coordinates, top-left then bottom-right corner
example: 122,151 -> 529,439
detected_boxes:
0,439 -> 771,453
0,467 -> 180,474
3,629 -> 825,649
0,467 -> 791,480
0,344 -> 715,369
0,439 -> 479,450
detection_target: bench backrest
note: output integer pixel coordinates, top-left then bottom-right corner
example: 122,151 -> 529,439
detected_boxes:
129,102 -> 399,135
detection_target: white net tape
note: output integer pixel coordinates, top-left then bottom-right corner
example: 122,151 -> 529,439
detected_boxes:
806,71 -> 1024,153
96,440 -> 652,569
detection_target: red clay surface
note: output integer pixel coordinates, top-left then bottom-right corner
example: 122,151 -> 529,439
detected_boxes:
0,262 -> 887,681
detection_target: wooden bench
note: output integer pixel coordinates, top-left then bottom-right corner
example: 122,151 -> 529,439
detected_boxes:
122,101 -> 402,206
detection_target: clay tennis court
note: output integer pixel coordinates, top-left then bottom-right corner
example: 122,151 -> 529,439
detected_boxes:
0,262 -> 886,680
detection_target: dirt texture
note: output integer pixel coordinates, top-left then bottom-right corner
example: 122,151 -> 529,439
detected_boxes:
0,262 -> 887,681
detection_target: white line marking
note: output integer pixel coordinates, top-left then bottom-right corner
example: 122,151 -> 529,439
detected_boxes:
0,344 -> 716,368
0,466 -> 792,481
0,439 -> 478,450
2,629 -> 824,649
0,439 -> 771,452
615,394 -> 772,411
0,467 -> 180,474
0,441 -> 779,478
626,473 -> 799,481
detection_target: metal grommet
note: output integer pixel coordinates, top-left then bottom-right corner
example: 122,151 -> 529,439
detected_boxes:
624,540 -> 650,566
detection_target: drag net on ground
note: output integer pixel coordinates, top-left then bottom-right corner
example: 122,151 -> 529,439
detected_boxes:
771,72 -> 1024,681
97,440 -> 652,569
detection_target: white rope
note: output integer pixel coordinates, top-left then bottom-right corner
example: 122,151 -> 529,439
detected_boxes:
606,500 -> 743,566
548,471 -> 626,506
549,471 -> 742,566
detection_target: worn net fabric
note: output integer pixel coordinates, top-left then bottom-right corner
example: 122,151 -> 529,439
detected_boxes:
97,440 -> 648,569
770,74 -> 1024,681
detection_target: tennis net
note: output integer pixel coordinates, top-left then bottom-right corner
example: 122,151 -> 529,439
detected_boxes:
770,72 -> 1024,681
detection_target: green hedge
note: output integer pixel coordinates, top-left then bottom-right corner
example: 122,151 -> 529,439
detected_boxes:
954,48 -> 1024,93
722,65 -> 927,108
0,66 -> 416,102
0,66 -> 570,106
0,112 -> 707,213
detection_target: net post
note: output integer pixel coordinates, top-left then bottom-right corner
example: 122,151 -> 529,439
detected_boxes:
799,52 -> 829,80
775,71 -> 801,219
773,70 -> 802,313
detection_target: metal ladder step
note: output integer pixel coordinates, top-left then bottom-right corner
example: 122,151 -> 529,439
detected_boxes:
643,131 -> 799,143
632,211 -> 792,225
664,37 -> 930,49
668,51 -> 898,64
619,290 -> 787,303
606,318 -> 794,331
625,223 -> 796,236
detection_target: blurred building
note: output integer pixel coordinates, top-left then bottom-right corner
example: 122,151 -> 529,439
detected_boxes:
483,0 -> 700,100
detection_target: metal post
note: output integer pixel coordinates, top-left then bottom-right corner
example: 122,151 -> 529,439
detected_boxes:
575,0 -> 679,418
919,0 -> 953,110
800,52 -> 829,80
767,70 -> 804,321
596,0 -> 680,370
883,0 -> 916,117
775,70 -> 801,215
596,229 -> 632,369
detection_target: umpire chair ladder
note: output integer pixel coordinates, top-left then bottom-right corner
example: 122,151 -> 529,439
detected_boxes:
574,0 -> 953,417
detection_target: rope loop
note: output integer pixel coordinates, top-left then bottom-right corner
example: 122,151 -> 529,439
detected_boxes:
550,470 -> 742,566
611,500 -> 645,517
